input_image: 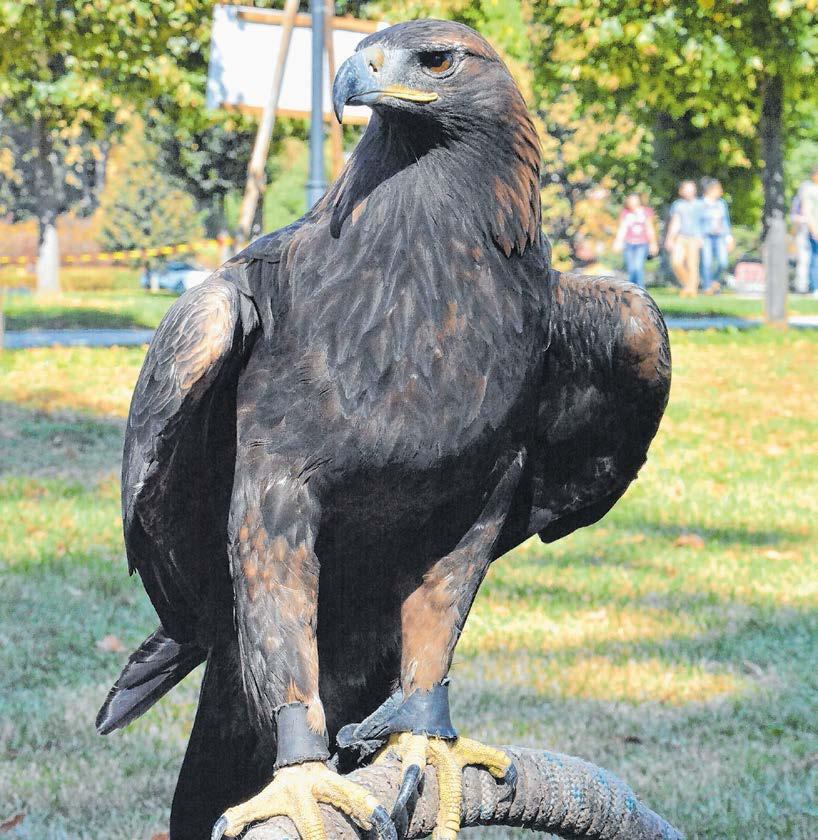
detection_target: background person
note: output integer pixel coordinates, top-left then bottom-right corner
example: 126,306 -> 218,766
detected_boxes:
613,192 -> 659,287
665,180 -> 703,297
699,178 -> 734,294
801,165 -> 818,294
791,188 -> 811,294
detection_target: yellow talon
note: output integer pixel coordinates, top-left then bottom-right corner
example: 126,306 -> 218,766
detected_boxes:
212,761 -> 394,840
376,733 -> 514,839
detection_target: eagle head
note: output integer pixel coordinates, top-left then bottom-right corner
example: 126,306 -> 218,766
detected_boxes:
329,19 -> 542,257
333,20 -> 519,133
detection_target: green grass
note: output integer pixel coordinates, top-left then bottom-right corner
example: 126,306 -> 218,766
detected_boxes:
649,287 -> 818,320
2,289 -> 176,331
1,264 -> 175,332
1,265 -> 176,332
1,331 -> 817,839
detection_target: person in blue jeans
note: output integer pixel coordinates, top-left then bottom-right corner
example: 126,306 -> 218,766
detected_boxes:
613,193 -> 659,287
801,166 -> 818,294
699,178 -> 734,293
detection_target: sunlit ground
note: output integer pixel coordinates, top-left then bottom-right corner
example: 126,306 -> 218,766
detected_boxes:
1,328 -> 816,839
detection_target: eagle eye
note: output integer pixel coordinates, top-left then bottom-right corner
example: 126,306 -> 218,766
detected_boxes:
419,50 -> 455,76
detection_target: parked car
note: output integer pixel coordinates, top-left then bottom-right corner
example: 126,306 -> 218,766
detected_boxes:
139,261 -> 211,294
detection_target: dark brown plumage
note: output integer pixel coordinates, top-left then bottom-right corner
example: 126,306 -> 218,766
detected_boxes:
97,19 -> 670,840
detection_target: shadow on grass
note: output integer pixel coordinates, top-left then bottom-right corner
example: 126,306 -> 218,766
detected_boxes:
0,401 -> 123,480
654,304 -> 757,321
6,308 -> 155,331
635,522 -> 804,547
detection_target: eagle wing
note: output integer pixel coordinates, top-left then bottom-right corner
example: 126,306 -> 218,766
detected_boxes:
122,232 -> 291,644
526,270 -> 671,544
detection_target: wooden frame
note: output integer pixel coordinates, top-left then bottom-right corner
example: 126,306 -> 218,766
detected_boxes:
219,101 -> 369,126
234,7 -> 380,35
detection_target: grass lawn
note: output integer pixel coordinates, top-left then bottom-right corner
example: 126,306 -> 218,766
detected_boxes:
1,267 -> 175,331
649,287 -> 818,320
0,330 -> 816,839
2,291 -> 176,332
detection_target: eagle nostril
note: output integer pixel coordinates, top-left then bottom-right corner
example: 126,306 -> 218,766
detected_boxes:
365,46 -> 385,75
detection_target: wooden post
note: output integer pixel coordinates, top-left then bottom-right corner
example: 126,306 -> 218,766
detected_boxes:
235,0 -> 300,248
324,0 -> 344,181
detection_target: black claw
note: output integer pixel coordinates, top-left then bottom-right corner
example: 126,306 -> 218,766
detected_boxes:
500,761 -> 518,797
370,804 -> 398,840
390,763 -> 422,823
211,814 -> 229,840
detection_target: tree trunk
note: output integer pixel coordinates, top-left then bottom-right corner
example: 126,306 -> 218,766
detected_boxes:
36,212 -> 60,294
34,123 -> 61,294
760,72 -> 787,325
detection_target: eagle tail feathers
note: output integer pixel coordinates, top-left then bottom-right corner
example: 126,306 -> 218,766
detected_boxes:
95,626 -> 205,735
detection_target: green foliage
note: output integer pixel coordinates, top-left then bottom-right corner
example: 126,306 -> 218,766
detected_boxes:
145,111 -> 256,236
538,89 -> 653,264
530,0 -> 817,124
263,137 -> 311,232
787,111 -> 818,192
0,0 -> 214,260
98,121 -> 203,257
0,114 -> 103,222
0,0 -> 211,129
529,0 -> 818,222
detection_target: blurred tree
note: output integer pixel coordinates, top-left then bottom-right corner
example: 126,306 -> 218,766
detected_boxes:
787,110 -> 818,194
649,112 -> 759,225
537,88 -> 651,266
529,0 -> 818,250
98,120 -> 203,287
0,0 -> 212,291
145,112 -> 256,239
140,1 -> 321,245
0,112 -> 113,291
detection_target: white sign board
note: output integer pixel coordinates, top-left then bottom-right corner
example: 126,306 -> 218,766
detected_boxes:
206,5 -> 387,125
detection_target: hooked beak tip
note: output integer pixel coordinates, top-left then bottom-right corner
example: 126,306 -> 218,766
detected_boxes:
332,51 -> 368,127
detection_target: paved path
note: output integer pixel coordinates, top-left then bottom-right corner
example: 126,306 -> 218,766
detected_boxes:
3,316 -> 818,349
2,327 -> 155,349
665,314 -> 818,331
664,316 -> 757,331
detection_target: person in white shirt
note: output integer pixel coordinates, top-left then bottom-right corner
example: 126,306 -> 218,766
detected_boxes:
800,166 -> 818,295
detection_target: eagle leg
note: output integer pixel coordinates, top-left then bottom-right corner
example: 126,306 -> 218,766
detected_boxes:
370,453 -> 524,836
216,455 -> 397,839
375,731 -> 515,840
211,760 -> 395,840
212,703 -> 396,840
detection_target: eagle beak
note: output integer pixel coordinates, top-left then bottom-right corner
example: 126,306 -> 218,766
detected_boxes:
332,47 -> 438,123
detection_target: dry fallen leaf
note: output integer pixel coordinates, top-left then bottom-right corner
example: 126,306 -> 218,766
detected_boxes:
96,634 -> 125,653
674,532 -> 705,549
742,660 -> 765,679
150,833 -> 170,840
0,812 -> 26,833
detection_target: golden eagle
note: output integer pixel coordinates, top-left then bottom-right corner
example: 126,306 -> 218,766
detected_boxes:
97,19 -> 670,840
